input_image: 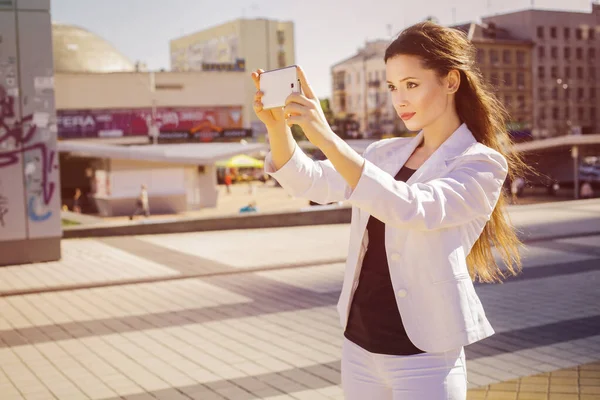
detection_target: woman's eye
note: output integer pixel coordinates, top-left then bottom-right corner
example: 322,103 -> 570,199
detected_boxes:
407,82 -> 418,89
387,84 -> 396,91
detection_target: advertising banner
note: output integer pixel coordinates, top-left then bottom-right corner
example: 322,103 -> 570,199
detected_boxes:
57,106 -> 245,142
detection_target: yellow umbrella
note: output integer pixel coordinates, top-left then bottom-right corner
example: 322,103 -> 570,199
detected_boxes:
216,154 -> 264,168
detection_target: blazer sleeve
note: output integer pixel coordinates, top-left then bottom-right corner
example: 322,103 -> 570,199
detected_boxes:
345,149 -> 509,231
264,144 -> 355,204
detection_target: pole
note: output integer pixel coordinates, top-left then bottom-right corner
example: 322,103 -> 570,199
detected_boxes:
363,54 -> 368,138
150,71 -> 157,145
572,145 -> 579,199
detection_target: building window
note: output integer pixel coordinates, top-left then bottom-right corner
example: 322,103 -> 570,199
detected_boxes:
550,46 -> 558,59
591,67 -> 597,80
276,30 -> 285,45
504,72 -> 513,86
590,28 -> 596,40
538,46 -> 545,58
477,49 -> 485,64
576,28 -> 583,40
564,47 -> 571,59
505,95 -> 512,107
565,87 -> 571,100
591,107 -> 596,120
551,66 -> 558,79
564,27 -> 570,39
577,67 -> 584,79
489,49 -> 499,64
550,26 -> 557,38
540,107 -> 547,120
517,72 -> 525,87
588,48 -> 596,60
552,87 -> 558,100
576,47 -> 583,59
578,107 -> 585,120
517,95 -> 525,109
537,26 -> 544,39
490,72 -> 499,86
552,107 -> 559,119
565,66 -> 571,79
578,87 -> 585,100
277,51 -> 286,68
538,66 -> 545,79
516,51 -> 525,66
503,50 -> 512,64
591,88 -> 597,100
539,87 -> 546,100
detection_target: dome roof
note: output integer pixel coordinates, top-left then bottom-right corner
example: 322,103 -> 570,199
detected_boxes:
52,23 -> 136,73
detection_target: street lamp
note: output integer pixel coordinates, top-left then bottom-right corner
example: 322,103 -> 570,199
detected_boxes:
556,78 -> 579,199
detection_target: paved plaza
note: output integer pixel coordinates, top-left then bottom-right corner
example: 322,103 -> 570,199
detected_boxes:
1,200 -> 599,399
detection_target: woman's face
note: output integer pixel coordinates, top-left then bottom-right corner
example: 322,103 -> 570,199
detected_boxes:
385,54 -> 454,132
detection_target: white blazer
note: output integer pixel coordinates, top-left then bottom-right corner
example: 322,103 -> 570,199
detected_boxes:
265,123 -> 508,353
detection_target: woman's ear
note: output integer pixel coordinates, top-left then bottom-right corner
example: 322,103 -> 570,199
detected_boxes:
447,70 -> 460,94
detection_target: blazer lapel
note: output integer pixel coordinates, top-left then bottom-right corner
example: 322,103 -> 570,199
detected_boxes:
374,124 -> 476,185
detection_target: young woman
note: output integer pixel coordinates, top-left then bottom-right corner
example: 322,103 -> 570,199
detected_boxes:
252,21 -> 524,400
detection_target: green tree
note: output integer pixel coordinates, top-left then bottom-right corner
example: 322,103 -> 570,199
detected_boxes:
290,124 -> 306,142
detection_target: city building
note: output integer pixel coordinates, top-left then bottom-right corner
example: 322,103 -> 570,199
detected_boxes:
330,40 -> 404,138
51,23 -> 265,216
170,18 -> 296,137
483,3 -> 600,137
453,22 -> 535,134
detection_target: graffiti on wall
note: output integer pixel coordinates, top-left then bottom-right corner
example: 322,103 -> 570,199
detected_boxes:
0,84 -> 57,223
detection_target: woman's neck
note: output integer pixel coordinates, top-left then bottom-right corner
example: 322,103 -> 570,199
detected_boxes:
419,112 -> 462,153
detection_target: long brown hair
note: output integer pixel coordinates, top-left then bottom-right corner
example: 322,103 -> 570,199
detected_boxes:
385,21 -> 525,283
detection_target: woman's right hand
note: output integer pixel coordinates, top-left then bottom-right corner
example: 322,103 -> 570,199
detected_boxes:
251,69 -> 286,128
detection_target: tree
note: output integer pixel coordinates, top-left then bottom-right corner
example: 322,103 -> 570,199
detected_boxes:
290,124 -> 306,142
320,98 -> 335,125
424,15 -> 440,24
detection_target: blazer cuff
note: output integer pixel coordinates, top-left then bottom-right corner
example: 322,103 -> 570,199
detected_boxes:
264,144 -> 314,193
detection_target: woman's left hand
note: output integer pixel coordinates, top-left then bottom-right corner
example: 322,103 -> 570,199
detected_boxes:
284,66 -> 336,148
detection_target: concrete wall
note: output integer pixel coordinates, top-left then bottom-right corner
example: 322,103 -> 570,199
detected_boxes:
0,0 -> 61,266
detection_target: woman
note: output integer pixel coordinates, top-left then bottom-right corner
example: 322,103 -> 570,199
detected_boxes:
252,21 -> 524,400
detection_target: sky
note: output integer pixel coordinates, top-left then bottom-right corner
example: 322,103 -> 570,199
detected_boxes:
50,0 -> 592,98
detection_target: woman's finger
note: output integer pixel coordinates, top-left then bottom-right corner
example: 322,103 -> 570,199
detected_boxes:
253,100 -> 263,112
285,92 -> 312,108
285,115 -> 302,126
251,69 -> 265,90
296,66 -> 316,100
254,91 -> 264,101
283,102 -> 305,117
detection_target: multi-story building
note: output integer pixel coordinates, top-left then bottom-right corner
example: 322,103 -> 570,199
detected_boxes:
483,3 -> 600,137
170,18 -> 295,138
453,22 -> 535,134
331,40 -> 403,138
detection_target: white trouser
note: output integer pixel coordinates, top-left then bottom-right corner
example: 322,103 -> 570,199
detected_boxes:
341,338 -> 467,400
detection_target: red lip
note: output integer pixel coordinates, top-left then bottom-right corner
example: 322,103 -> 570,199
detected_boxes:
400,112 -> 416,121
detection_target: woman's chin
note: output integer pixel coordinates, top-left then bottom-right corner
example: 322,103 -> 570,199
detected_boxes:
402,120 -> 423,132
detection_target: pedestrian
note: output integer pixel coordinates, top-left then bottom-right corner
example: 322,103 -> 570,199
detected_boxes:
251,21 -> 526,400
224,171 -> 233,194
72,188 -> 82,213
580,181 -> 594,199
129,184 -> 149,220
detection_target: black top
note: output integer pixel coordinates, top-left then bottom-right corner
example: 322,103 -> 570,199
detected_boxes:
344,165 -> 424,355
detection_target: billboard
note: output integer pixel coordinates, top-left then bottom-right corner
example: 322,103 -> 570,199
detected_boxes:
57,106 -> 246,142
